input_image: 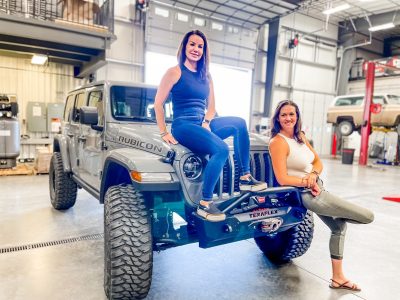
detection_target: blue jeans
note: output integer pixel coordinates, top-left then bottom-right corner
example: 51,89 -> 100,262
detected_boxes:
172,115 -> 250,201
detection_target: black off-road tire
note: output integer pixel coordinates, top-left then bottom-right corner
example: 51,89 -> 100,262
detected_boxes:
104,184 -> 152,300
254,211 -> 314,264
49,152 -> 77,210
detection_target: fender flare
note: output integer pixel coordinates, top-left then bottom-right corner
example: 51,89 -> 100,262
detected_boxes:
100,148 -> 179,203
53,135 -> 72,173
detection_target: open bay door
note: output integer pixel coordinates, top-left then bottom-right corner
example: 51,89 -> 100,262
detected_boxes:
144,2 -> 258,124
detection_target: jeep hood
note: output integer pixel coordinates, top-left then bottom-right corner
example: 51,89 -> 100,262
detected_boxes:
108,123 -> 269,161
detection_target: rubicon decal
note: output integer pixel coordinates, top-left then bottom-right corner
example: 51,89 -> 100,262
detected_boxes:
117,135 -> 163,153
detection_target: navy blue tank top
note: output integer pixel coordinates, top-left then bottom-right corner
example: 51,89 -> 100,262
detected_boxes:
171,64 -> 210,118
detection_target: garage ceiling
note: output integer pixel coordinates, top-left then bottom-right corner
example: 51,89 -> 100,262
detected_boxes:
155,0 -> 400,41
153,0 -> 304,28
300,0 -> 400,24
299,0 -> 400,41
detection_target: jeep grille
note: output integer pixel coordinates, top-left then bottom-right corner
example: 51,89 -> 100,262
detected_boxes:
213,151 -> 273,200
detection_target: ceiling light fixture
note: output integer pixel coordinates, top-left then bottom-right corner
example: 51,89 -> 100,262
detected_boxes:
31,54 -> 48,65
322,3 -> 351,15
368,22 -> 395,31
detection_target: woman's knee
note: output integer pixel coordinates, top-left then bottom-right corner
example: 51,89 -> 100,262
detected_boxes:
333,221 -> 347,235
219,116 -> 246,129
232,116 -> 247,129
362,209 -> 374,224
218,143 -> 229,159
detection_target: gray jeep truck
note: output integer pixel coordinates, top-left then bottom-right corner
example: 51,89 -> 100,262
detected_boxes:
49,81 -> 314,300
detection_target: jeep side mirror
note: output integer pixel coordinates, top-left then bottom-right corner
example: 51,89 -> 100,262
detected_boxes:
79,106 -> 98,125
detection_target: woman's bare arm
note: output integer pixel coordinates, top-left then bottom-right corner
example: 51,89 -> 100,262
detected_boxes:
303,133 -> 323,175
204,76 -> 216,121
154,66 -> 180,144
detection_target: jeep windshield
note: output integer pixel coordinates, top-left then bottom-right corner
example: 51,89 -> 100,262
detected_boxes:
387,95 -> 400,104
110,85 -> 173,122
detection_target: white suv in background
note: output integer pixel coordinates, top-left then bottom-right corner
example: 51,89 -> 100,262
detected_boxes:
326,94 -> 400,136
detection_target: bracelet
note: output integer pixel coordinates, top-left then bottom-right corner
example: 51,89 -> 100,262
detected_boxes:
311,170 -> 319,176
160,132 -> 169,137
202,119 -> 211,124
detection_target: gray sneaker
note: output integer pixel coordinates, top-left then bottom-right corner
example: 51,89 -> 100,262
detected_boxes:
239,175 -> 267,192
197,201 -> 226,222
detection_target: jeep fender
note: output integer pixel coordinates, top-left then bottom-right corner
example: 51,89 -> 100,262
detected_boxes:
336,116 -> 354,124
100,148 -> 180,203
53,135 -> 72,173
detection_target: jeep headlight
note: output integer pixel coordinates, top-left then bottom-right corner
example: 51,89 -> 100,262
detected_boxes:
183,155 -> 203,180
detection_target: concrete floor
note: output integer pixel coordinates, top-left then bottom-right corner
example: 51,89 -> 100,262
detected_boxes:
0,158 -> 399,300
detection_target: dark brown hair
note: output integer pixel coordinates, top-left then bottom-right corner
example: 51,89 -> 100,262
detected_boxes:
271,100 -> 304,144
177,30 -> 210,82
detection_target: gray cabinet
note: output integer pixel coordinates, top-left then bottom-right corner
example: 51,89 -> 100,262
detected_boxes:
27,102 -> 47,132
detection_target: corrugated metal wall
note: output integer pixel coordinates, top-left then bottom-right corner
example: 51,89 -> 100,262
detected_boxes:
267,14 -> 338,156
348,76 -> 400,95
0,53 -> 82,159
96,0 -> 144,82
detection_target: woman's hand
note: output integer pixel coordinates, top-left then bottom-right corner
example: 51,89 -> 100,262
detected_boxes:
303,173 -> 318,188
161,132 -> 178,145
310,183 -> 321,196
202,122 -> 211,131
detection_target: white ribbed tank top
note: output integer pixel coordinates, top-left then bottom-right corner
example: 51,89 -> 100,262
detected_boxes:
278,133 -> 315,177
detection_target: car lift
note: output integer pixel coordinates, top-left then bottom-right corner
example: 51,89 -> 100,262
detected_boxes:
359,62 -> 375,165
371,127 -> 399,166
330,61 -> 377,162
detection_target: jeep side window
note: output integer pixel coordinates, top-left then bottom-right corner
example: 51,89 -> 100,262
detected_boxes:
387,95 -> 400,104
64,94 -> 76,122
72,93 -> 86,123
335,97 -> 363,106
335,99 -> 351,106
88,90 -> 104,126
354,98 -> 364,105
372,96 -> 385,105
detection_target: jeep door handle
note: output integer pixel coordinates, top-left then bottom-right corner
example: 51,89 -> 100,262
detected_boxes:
67,133 -> 74,137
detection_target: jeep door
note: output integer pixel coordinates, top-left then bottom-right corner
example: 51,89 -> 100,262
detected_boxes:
370,95 -> 385,125
63,92 -> 82,174
77,88 -> 104,190
68,91 -> 87,175
379,95 -> 400,127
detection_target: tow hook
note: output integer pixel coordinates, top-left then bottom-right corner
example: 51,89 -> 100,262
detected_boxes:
260,217 -> 283,233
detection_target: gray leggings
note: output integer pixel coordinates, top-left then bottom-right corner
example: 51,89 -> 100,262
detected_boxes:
301,181 -> 374,259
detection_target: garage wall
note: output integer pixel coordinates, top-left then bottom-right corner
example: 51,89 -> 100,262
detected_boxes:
258,13 -> 339,156
96,0 -> 144,82
0,53 -> 81,127
348,76 -> 400,95
0,53 -> 82,159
